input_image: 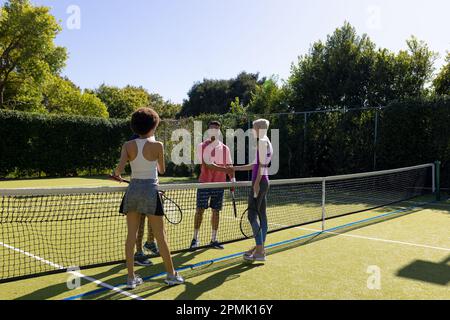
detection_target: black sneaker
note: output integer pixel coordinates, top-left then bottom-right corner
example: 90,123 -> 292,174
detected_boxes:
134,252 -> 153,267
144,241 -> 160,255
190,239 -> 200,250
210,241 -> 224,250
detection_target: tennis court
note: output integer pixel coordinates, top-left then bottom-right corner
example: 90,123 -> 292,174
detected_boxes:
0,166 -> 449,300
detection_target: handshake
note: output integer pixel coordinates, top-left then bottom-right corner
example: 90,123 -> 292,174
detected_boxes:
208,163 -> 253,176
224,165 -> 236,175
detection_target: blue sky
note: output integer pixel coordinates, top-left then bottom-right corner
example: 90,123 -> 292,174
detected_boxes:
16,0 -> 450,103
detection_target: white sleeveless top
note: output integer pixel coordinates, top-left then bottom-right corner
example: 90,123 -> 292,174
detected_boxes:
130,137 -> 158,180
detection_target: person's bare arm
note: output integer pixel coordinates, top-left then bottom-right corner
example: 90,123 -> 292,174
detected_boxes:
233,164 -> 253,172
113,143 -> 129,177
204,163 -> 231,173
254,142 -> 270,195
157,142 -> 166,175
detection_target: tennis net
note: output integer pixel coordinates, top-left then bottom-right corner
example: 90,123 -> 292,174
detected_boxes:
0,163 -> 437,283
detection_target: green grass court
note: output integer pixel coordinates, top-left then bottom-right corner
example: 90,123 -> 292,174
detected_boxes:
0,176 -> 449,300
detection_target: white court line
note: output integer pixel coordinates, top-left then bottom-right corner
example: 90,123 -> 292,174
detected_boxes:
217,205 -> 450,252
0,241 -> 144,300
268,224 -> 450,252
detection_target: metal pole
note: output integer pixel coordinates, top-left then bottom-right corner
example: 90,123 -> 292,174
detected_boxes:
322,178 -> 326,231
303,113 -> 307,155
435,160 -> 441,201
248,117 -> 251,181
373,110 -> 379,170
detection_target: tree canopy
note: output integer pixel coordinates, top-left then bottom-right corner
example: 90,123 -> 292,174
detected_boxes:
286,22 -> 437,111
0,1 -> 447,119
0,0 -> 66,108
179,72 -> 264,117
0,0 -> 108,117
93,84 -> 181,119
433,53 -> 450,96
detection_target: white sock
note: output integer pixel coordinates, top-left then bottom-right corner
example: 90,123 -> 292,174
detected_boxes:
193,229 -> 199,241
211,230 -> 217,242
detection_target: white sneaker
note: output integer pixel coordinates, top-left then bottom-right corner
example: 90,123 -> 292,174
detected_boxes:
164,272 -> 185,286
126,275 -> 143,290
243,253 -> 266,262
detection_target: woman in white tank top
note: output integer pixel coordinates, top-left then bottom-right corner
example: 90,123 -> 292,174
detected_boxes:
113,108 -> 184,289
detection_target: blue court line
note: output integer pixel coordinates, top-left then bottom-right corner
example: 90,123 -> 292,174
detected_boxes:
63,198 -> 437,300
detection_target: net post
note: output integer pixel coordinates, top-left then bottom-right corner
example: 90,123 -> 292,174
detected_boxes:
321,178 -> 326,231
434,161 -> 441,201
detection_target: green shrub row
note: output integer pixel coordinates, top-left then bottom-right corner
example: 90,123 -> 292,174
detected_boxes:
0,111 -> 130,177
1,96 -> 449,189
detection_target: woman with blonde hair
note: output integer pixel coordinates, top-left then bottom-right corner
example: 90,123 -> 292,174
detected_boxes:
233,119 -> 273,261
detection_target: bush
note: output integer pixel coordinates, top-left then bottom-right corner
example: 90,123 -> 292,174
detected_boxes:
1,96 -> 449,188
0,110 -> 130,178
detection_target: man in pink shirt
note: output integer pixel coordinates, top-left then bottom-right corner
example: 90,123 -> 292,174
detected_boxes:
190,121 -> 234,250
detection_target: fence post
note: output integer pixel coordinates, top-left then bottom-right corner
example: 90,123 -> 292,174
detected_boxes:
247,117 -> 251,181
373,109 -> 379,170
435,160 -> 441,201
322,178 -> 326,231
303,113 -> 307,155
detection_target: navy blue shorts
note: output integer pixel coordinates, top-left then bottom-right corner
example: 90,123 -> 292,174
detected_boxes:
196,188 -> 225,211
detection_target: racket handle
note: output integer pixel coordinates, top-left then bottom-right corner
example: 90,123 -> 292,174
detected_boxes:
231,178 -> 236,192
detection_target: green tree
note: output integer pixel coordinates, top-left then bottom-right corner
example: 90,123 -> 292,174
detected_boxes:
230,97 -> 245,115
94,84 -> 179,119
94,85 -> 149,118
148,93 -> 181,118
392,37 -> 437,99
287,22 -> 437,111
434,53 -> 450,95
43,75 -> 108,117
179,72 -> 263,116
0,0 -> 67,107
247,77 -> 289,114
287,22 -> 377,111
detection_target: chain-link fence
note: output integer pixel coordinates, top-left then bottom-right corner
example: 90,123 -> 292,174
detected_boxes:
161,99 -> 450,189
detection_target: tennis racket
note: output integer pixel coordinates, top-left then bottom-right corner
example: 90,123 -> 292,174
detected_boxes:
239,194 -> 262,239
230,178 -> 237,218
158,190 -> 183,225
109,174 -> 183,225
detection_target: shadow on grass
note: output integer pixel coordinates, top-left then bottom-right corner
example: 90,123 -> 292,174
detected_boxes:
97,260 -> 264,300
397,255 -> 450,286
14,250 -> 205,300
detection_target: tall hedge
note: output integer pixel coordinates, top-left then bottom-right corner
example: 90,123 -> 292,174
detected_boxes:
1,96 -> 449,189
0,111 -> 131,177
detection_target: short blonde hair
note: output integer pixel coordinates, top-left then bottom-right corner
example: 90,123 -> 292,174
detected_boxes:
252,118 -> 270,130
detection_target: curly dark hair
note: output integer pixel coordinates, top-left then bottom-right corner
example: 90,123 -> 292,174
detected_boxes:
131,107 -> 160,135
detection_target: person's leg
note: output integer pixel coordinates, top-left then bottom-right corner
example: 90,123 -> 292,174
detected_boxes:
247,195 -> 264,249
147,219 -> 155,243
256,196 -> 268,254
210,189 -> 224,244
126,212 -> 141,279
142,219 -> 159,255
149,215 -> 175,276
194,208 -> 205,238
254,182 -> 269,255
193,189 -> 208,244
211,209 -> 220,241
136,214 -> 146,253
144,193 -> 161,255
